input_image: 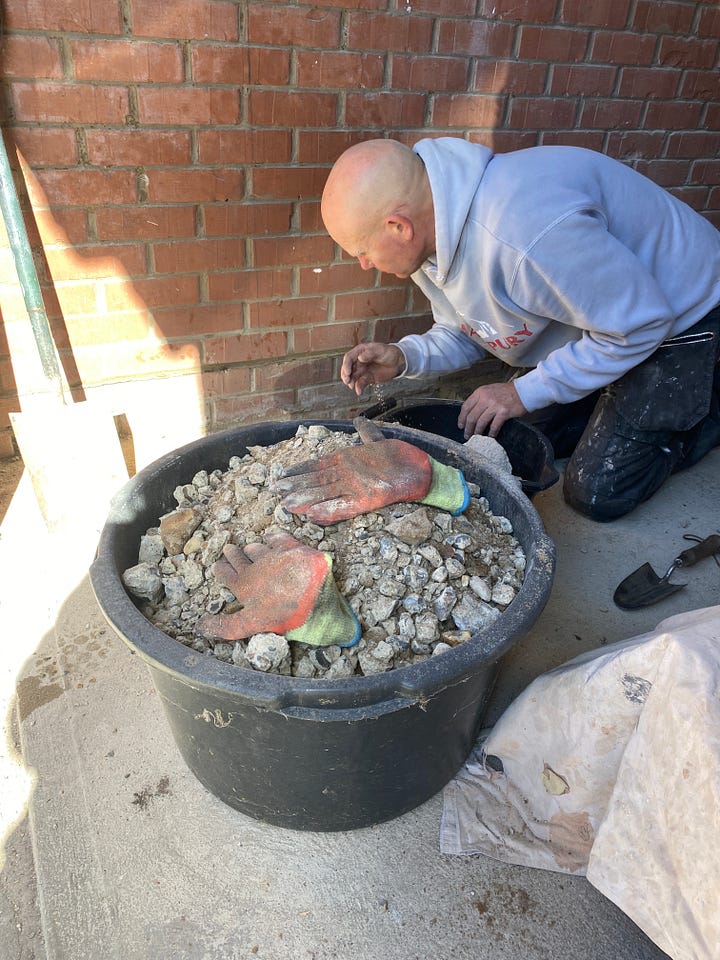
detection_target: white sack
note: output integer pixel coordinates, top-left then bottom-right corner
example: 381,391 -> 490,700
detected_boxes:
440,604 -> 720,960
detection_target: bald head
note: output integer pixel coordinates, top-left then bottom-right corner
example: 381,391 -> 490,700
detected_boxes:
321,139 -> 435,268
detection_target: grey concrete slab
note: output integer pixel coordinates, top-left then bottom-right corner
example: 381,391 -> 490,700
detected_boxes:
6,446 -> 720,960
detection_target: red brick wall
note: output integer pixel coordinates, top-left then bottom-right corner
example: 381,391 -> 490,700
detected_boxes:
1,0 -> 719,462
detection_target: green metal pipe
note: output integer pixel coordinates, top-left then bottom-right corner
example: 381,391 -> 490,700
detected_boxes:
0,130 -> 65,396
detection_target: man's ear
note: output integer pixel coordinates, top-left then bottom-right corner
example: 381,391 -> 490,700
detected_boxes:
385,213 -> 414,241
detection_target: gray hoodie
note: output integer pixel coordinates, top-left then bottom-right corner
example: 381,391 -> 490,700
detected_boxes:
396,138 -> 720,412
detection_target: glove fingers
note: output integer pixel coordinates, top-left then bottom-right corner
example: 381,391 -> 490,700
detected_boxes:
197,609 -> 255,641
223,542 -> 251,571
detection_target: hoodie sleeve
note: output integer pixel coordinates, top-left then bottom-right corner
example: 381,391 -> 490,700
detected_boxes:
509,208 -> 677,411
394,265 -> 487,377
396,323 -> 487,378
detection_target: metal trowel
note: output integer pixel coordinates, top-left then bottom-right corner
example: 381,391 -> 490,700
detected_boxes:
614,533 -> 720,609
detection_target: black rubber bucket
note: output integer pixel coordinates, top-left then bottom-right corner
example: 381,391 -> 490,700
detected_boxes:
363,397 -> 559,497
90,420 -> 555,832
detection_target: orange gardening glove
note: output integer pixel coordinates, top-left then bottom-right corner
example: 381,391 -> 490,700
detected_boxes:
197,530 -> 360,648
272,422 -> 469,526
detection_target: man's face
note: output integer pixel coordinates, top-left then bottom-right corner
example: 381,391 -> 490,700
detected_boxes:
341,219 -> 425,279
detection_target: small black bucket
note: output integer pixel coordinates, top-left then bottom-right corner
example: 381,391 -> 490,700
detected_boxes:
90,419 -> 555,831
363,397 -> 559,498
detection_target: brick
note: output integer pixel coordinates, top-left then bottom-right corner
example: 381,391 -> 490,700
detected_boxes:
704,104 -> 720,130
248,90 -> 337,127
12,82 -> 129,125
334,288 -> 407,321
247,4 -> 341,46
432,94 -> 506,128
634,159 -> 692,187
540,130 -> 605,151
5,0 -> 123,33
297,131 -> 371,164
247,297 -> 328,329
192,45 -> 290,85
299,201 -> 324,234
550,64 -> 617,96
666,131 -> 720,159
679,70 -> 720,101
214,391 -> 295,427
297,51 -> 385,90
251,166 -> 329,201
71,39 -> 183,82
49,280 -> 99,317
296,381 -> 354,412
605,131 -> 665,161
477,0 -> 556,20
64,305 -> 151,345
374,313 -> 432,342
436,19 -> 515,57
347,12 -> 434,52
131,1 -> 238,41
198,129 -> 291,165
86,130 -> 192,166
518,26 -> 589,62
508,97 -> 578,130
590,30 -> 657,65
36,208 -> 88,245
152,238 -> 242,274
65,243 -> 147,279
392,55 -> 468,92
345,92 -> 427,128
204,331 -> 288,365
691,160 -> 720,185
36,168 -> 137,207
705,211 -> 720,229
666,186 -> 709,212
253,235 -> 335,269
254,357 -> 335,392
72,338 -> 200,385
208,268 -> 292,302
618,67 -> 680,99
697,5 -> 720,38
151,303 -> 244,339
138,87 -> 239,125
632,1 -> 695,35
561,0 -> 631,29
108,274 -> 200,311
579,99 -> 643,129
95,205 -> 196,241
658,35 -> 719,69
204,202 -> 293,238
471,130 -> 539,152
708,186 -> 720,207
294,321 -> 368,355
298,262 -> 370,294
145,168 -> 244,204
7,128 -> 78,167
404,0 -> 476,14
0,430 -> 17,459
1,36 -> 63,78
473,60 -> 547,95
644,100 -> 703,130
202,367 -> 252,398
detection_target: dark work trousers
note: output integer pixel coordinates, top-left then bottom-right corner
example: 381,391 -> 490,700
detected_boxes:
526,304 -> 720,522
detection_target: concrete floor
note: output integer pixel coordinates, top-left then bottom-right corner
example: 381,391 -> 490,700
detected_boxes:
2,438 -> 718,960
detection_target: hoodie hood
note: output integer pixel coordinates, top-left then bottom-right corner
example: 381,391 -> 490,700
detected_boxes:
413,137 -> 492,283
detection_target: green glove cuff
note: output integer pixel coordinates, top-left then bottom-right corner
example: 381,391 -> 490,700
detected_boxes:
419,457 -> 470,516
286,554 -> 361,648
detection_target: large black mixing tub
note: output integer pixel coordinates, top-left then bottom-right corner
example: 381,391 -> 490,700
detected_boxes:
90,420 -> 555,832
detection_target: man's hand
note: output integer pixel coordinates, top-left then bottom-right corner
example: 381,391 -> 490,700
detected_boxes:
340,342 -> 405,396
458,382 -> 528,439
197,531 -> 360,648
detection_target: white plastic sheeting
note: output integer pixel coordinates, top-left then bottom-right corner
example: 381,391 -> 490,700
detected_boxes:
441,605 -> 720,960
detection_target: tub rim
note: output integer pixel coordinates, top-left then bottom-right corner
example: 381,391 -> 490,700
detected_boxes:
90,419 -> 555,714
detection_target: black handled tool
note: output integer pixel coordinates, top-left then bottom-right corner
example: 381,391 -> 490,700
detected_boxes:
613,533 -> 720,610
